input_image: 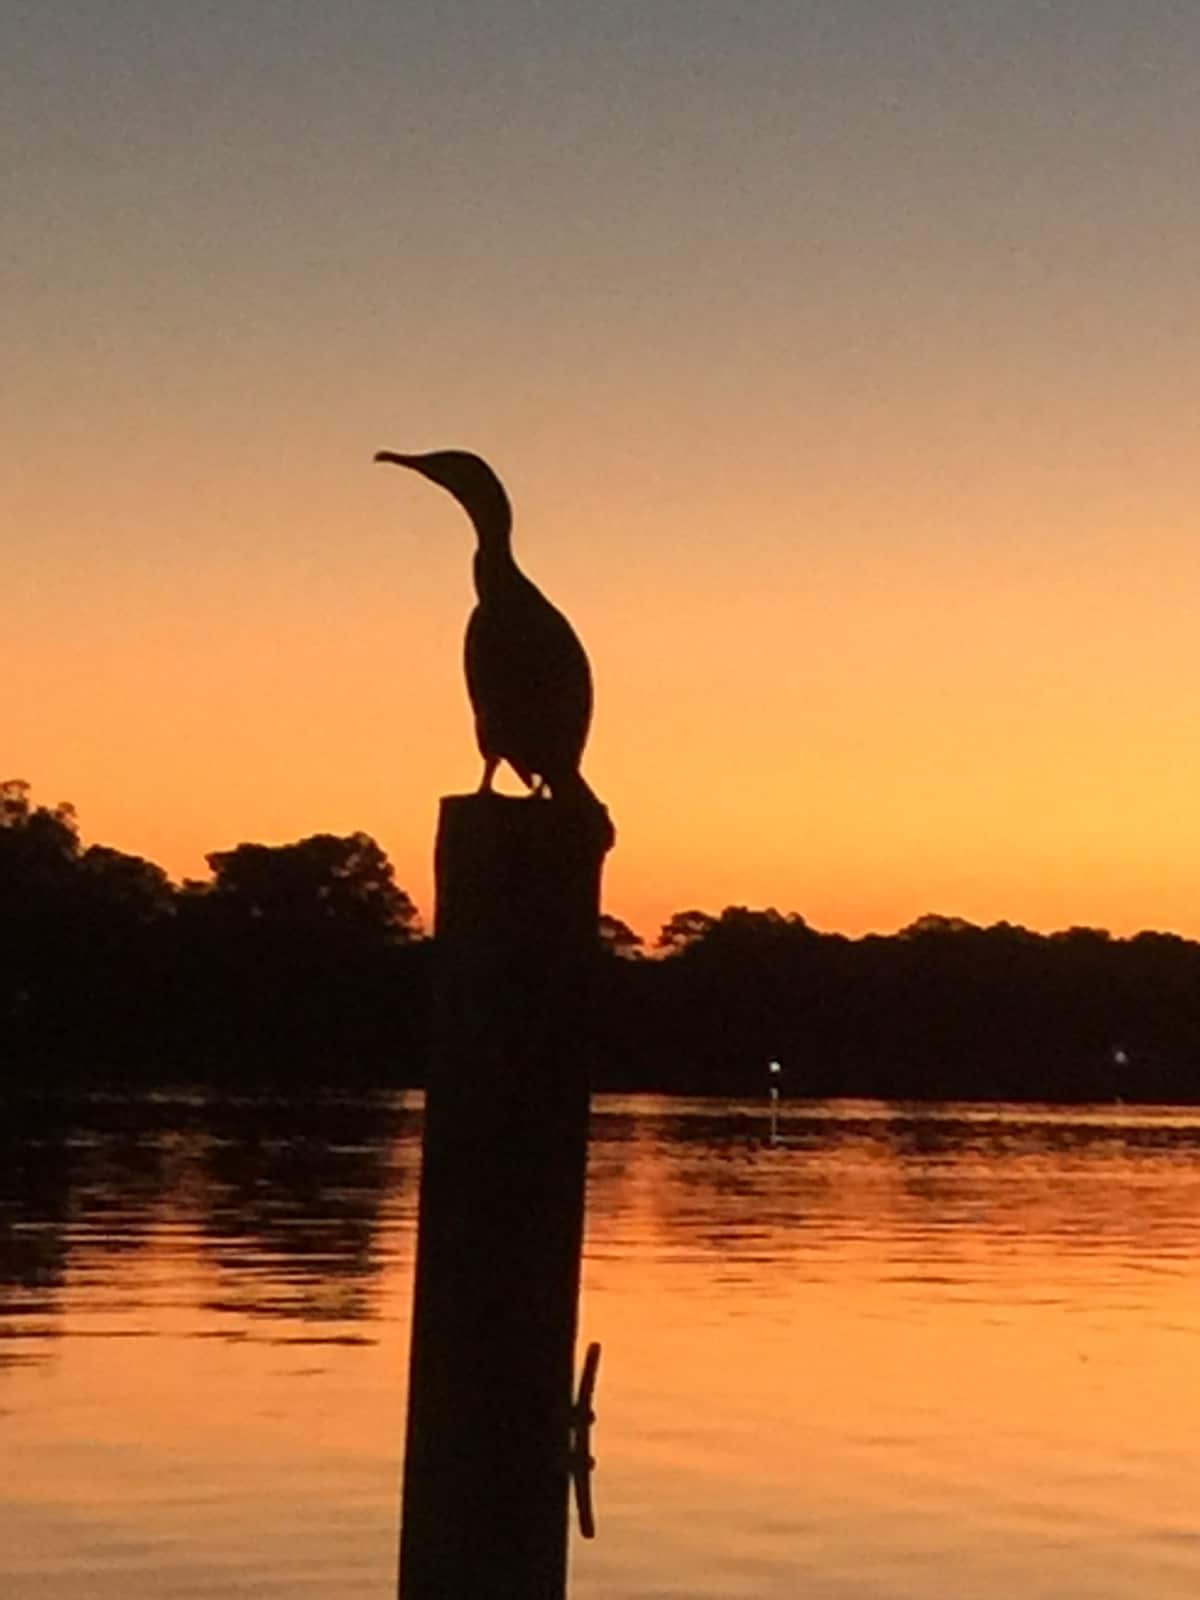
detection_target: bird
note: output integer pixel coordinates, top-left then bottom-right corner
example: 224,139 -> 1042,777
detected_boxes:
374,448 -> 613,844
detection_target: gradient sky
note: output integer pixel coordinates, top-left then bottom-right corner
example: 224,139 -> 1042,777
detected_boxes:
6,1 -> 1200,939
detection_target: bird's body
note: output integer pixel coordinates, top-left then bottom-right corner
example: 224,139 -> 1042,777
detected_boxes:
375,449 -> 610,837
464,556 -> 592,794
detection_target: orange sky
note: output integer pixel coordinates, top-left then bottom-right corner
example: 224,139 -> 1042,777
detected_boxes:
7,3 -> 1200,940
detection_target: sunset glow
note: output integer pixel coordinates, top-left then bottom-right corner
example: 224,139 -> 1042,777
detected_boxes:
8,2 -> 1200,938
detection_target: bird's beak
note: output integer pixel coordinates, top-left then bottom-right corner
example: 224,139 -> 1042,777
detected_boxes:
374,451 -> 416,467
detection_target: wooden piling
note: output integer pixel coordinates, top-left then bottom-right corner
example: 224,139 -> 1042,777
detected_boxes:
398,792 -> 610,1600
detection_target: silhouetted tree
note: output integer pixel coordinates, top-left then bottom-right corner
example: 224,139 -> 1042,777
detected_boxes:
656,909 -> 717,953
899,912 -> 980,938
174,831 -> 424,1075
2,781 -> 80,1040
0,782 -> 178,1068
78,844 -> 173,919
194,832 -> 419,941
6,777 -> 1200,1103
599,914 -> 644,959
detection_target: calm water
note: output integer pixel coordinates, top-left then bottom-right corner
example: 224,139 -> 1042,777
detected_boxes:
4,1091 -> 1200,1598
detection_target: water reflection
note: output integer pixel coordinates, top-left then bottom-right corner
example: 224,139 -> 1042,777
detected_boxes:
195,1097 -> 413,1326
584,1099 -> 1198,1265
2,1093 -> 1199,1599
8,1093 -> 1200,1336
0,1091 -> 420,1360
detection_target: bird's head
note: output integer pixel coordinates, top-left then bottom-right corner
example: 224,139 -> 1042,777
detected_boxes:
374,448 -> 511,546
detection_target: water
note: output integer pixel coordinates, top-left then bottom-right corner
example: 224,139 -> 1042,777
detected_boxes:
4,1091 -> 1200,1598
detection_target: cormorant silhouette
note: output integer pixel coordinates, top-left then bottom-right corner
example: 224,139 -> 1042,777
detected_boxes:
375,449 -> 613,843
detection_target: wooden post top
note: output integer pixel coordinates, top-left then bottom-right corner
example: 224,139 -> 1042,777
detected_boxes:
436,791 -> 614,855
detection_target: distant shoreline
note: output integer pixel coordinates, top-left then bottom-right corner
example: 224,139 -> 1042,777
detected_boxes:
4,781 -> 1199,1105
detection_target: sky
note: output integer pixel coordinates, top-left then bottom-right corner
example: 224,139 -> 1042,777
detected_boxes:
6,0 -> 1200,940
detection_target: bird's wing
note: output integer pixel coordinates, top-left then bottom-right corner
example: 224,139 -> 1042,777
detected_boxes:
465,584 -> 592,774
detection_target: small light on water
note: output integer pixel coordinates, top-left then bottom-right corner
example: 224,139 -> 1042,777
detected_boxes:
767,1061 -> 782,1145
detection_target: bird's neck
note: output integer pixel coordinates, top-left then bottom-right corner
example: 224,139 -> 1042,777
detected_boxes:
472,518 -> 518,597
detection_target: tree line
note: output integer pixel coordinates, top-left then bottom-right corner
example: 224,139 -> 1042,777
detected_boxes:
3,780 -> 1199,1102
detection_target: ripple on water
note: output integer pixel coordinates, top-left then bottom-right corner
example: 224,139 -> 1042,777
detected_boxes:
3,1092 -> 1200,1600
